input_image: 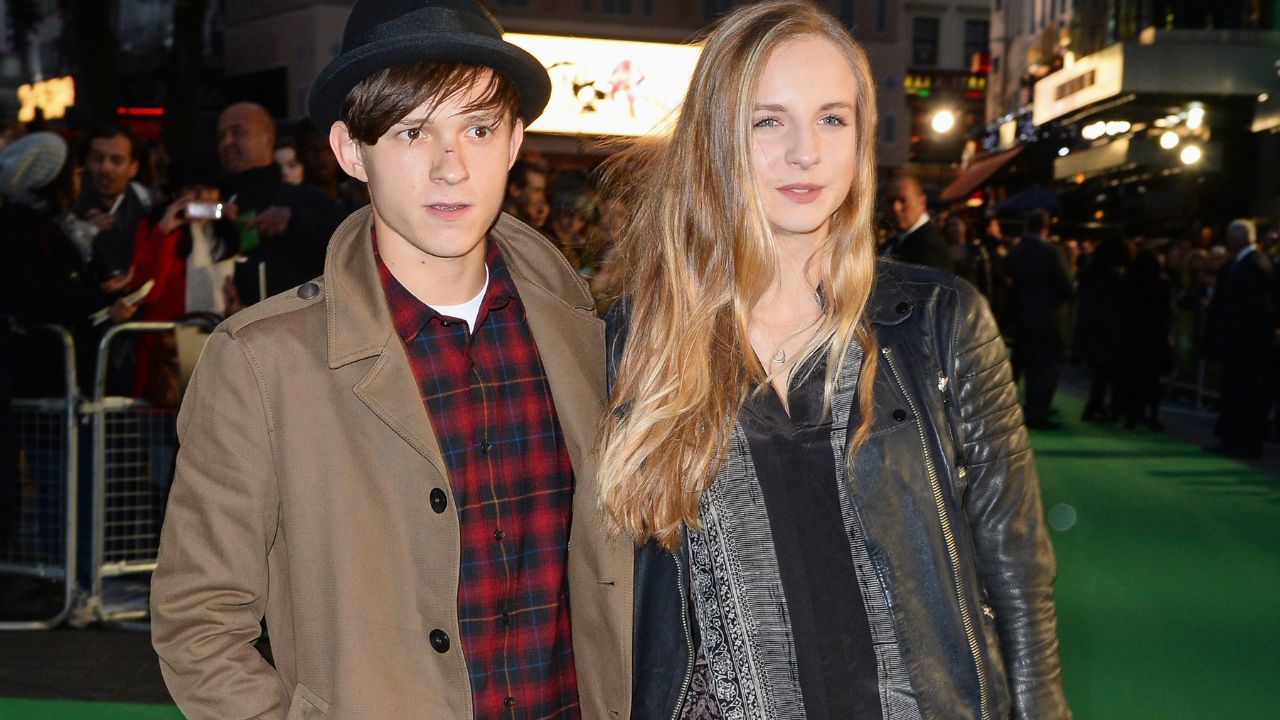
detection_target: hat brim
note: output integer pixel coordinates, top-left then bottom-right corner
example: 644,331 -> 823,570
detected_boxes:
306,34 -> 550,131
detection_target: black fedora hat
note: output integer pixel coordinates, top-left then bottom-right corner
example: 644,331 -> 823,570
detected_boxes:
306,0 -> 551,130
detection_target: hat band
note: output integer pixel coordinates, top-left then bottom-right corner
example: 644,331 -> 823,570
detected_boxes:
352,7 -> 502,50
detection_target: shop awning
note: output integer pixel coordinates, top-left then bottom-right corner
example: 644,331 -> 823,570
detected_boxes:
940,145 -> 1024,202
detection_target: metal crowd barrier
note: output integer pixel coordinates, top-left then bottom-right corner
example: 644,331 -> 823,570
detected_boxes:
82,322 -> 185,625
0,325 -> 79,630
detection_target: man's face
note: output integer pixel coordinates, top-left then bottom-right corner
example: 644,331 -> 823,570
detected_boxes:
217,105 -> 275,176
86,135 -> 138,199
510,169 -> 546,220
299,132 -> 339,185
886,178 -> 927,232
335,73 -> 523,269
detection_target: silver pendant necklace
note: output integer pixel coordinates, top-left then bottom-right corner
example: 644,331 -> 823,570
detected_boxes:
765,288 -> 823,366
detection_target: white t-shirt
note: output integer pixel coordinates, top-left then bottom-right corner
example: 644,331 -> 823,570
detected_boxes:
427,266 -> 489,332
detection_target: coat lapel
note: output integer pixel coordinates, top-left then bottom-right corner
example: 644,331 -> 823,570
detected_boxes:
492,216 -> 607,489
323,206 -> 446,475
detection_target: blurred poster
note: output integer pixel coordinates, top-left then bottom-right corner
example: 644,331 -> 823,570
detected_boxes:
505,33 -> 701,137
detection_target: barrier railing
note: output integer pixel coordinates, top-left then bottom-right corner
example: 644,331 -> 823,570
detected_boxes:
83,322 -> 183,625
0,324 -> 79,630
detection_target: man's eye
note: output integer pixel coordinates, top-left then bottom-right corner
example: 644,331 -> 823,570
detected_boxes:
469,125 -> 493,138
403,128 -> 422,141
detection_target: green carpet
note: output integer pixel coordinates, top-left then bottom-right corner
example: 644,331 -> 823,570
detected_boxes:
1032,394 -> 1280,719
0,698 -> 182,719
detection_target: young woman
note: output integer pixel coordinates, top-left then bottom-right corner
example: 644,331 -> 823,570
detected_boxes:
598,3 -> 1070,719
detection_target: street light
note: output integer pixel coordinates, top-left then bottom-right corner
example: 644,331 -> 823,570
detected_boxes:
1186,102 -> 1206,130
931,109 -> 956,134
1180,145 -> 1202,165
1160,131 -> 1180,150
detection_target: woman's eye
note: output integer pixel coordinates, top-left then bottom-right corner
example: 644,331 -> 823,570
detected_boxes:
753,117 -> 780,128
819,114 -> 847,126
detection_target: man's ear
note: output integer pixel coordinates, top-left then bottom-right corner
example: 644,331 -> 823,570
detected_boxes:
330,121 -> 368,183
507,117 -> 525,170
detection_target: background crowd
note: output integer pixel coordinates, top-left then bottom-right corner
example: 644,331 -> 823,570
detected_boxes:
0,107 -> 1276,458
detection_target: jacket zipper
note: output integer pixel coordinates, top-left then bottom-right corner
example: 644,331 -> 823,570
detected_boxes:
882,347 -> 990,720
938,371 -> 968,484
670,549 -> 695,720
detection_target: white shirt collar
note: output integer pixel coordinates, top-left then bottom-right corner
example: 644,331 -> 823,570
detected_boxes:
904,211 -> 931,237
1235,244 -> 1256,263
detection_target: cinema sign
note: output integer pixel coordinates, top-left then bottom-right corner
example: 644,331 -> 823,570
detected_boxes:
504,33 -> 701,137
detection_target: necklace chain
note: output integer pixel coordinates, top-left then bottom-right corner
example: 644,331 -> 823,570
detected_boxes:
759,288 -> 823,366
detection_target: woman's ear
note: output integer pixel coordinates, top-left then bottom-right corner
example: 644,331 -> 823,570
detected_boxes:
329,121 -> 368,183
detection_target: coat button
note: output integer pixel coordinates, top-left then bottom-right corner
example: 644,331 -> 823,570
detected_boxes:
893,408 -> 908,421
429,488 -> 447,514
894,301 -> 910,314
429,629 -> 450,653
297,282 -> 320,299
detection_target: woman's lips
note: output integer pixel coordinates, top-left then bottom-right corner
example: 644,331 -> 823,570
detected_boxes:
778,184 -> 823,204
426,203 -> 470,219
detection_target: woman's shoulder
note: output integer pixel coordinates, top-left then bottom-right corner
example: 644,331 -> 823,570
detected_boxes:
870,258 -> 982,318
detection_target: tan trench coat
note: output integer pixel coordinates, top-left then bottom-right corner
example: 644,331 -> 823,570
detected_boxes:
151,207 -> 633,719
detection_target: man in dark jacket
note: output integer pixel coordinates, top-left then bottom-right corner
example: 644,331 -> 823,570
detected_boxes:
1204,219 -> 1275,457
1006,210 -> 1073,428
882,174 -> 952,272
74,123 -> 152,294
216,102 -> 345,307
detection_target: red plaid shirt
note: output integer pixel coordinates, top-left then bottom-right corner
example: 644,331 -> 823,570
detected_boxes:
376,236 -> 580,719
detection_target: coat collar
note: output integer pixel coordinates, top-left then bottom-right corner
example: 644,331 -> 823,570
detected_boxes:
324,207 -> 596,367
864,260 -> 914,326
323,207 -> 605,476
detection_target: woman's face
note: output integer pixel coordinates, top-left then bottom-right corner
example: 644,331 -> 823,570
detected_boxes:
750,35 -> 859,248
274,147 -> 304,185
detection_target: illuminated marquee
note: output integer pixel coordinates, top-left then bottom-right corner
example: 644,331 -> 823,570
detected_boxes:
504,33 -> 700,137
17,76 -> 76,123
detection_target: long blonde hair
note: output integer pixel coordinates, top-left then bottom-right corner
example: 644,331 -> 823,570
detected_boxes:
597,0 -> 881,549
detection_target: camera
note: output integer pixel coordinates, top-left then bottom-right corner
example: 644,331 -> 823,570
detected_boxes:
185,201 -> 224,220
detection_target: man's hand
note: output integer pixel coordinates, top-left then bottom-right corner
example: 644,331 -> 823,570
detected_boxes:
100,266 -> 135,294
86,208 -> 117,232
248,206 -> 291,237
107,297 -> 140,323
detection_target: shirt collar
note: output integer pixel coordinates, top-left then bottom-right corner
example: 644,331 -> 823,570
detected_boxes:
1236,244 -> 1257,263
903,211 -> 930,237
373,231 -> 518,343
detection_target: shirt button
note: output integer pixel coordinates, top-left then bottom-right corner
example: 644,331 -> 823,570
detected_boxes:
429,629 -> 450,653
504,697 -> 515,707
429,488 -> 448,514
494,529 -> 505,541
499,612 -> 512,625
480,441 -> 493,454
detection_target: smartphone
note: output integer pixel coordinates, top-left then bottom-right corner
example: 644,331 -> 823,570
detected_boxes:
186,201 -> 224,220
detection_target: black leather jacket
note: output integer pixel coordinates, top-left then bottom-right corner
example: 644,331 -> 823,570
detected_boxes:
609,260 -> 1070,720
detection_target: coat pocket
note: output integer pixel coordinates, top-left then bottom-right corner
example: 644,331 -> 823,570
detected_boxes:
286,683 -> 331,720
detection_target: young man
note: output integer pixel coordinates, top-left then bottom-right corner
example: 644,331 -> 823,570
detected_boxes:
150,2 -> 633,718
